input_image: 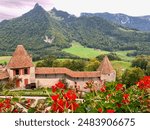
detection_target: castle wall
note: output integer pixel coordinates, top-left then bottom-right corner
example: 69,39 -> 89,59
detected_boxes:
101,72 -> 116,82
35,74 -> 100,90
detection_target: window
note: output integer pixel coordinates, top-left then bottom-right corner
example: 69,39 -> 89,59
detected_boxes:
15,69 -> 19,75
24,68 -> 28,75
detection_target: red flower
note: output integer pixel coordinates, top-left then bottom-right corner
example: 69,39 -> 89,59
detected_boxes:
123,94 -> 129,99
122,99 -> 130,104
51,94 -> 59,101
4,99 -> 11,104
55,81 -> 65,89
5,104 -> 11,109
71,102 -> 79,111
57,99 -> 64,113
116,103 -> 122,108
0,102 -> 4,108
27,99 -> 31,104
52,85 -> 57,92
13,109 -> 18,113
100,86 -> 106,92
107,109 -> 115,113
116,84 -> 123,91
65,90 -> 77,100
137,76 -> 150,89
98,108 -> 103,113
51,103 -> 58,112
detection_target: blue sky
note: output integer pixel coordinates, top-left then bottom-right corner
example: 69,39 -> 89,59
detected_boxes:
0,0 -> 150,21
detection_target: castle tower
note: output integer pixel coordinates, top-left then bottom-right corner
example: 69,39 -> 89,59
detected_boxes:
7,45 -> 35,88
97,56 -> 116,82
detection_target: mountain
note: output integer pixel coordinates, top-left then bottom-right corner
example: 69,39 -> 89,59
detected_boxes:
81,12 -> 150,31
0,3 -> 150,59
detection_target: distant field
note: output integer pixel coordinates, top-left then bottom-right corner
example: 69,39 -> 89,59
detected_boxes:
112,61 -> 131,70
62,41 -> 109,59
63,41 -> 135,61
115,50 -> 135,61
0,56 -> 11,64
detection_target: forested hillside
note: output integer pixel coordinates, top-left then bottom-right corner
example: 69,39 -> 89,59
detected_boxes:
0,3 -> 150,59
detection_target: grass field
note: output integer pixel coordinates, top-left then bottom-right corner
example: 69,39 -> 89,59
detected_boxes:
63,41 -> 109,59
63,41 -> 135,61
112,60 -> 131,70
0,56 -> 11,64
115,50 -> 135,61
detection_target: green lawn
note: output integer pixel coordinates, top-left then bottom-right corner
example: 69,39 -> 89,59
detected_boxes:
63,41 -> 135,61
0,88 -> 52,96
63,41 -> 109,59
0,56 -> 11,64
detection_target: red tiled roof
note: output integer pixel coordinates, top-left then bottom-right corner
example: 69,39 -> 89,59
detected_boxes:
97,56 -> 115,74
0,71 -> 9,80
35,67 -> 101,78
7,45 -> 34,69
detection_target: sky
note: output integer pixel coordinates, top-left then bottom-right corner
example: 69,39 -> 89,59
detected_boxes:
1,0 -> 150,21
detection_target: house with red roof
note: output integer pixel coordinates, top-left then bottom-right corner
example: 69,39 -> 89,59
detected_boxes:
0,45 -> 116,89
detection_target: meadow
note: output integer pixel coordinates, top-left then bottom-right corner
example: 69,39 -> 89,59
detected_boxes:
63,41 -> 135,61
0,41 -> 134,71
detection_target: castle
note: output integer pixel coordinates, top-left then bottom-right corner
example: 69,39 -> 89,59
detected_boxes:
0,45 -> 116,89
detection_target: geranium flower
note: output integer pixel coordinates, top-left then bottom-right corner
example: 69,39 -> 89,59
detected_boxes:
55,81 -> 65,89
107,109 -> 115,113
116,103 -> 122,108
100,85 -> 106,92
137,76 -> 150,89
65,90 -> 77,100
52,85 -> 57,92
116,84 -> 123,91
122,99 -> 130,104
123,94 -> 129,99
51,102 -> 58,112
98,108 -> 103,113
51,94 -> 59,101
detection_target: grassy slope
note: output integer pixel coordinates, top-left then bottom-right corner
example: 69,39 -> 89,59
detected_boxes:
63,41 -> 135,61
62,41 -> 109,59
112,61 -> 131,70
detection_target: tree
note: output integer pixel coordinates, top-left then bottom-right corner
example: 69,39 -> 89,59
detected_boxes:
96,53 -> 121,61
122,67 -> 144,87
84,58 -> 100,71
36,56 -> 56,67
131,56 -> 148,70
145,62 -> 150,76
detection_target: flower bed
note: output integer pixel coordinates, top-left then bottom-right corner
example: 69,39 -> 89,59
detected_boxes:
0,77 -> 150,113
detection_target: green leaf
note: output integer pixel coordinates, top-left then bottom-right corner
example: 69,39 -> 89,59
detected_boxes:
28,108 -> 36,113
11,97 -> 19,102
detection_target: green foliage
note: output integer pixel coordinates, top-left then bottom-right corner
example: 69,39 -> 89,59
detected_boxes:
36,56 -> 56,67
96,53 -> 121,61
131,56 -> 150,75
0,83 -> 4,92
122,67 -> 145,87
85,58 -> 100,71
145,62 -> 150,75
132,56 -> 149,70
76,82 -> 148,113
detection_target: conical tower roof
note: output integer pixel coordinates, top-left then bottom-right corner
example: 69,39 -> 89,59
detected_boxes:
7,45 -> 34,69
97,56 -> 115,74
